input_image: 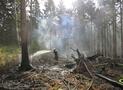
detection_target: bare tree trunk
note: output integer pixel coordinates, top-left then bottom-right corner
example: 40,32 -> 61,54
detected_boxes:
105,23 -> 109,57
110,24 -> 113,58
105,25 -> 108,57
97,26 -> 101,54
101,26 -> 104,56
120,0 -> 123,58
104,25 -> 107,57
89,18 -> 93,53
109,24 -> 112,57
94,26 -> 97,54
112,0 -> 117,58
19,0 -> 32,71
113,19 -> 117,58
103,23 -> 107,57
106,24 -> 110,57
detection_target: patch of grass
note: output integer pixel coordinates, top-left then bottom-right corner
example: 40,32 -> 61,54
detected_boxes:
0,46 -> 20,69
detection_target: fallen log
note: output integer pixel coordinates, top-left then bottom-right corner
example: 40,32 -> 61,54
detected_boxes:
96,73 -> 123,89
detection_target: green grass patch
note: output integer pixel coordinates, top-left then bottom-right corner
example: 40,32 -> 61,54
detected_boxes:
0,46 -> 20,68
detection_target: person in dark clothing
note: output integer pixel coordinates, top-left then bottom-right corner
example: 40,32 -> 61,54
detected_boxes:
53,49 -> 59,62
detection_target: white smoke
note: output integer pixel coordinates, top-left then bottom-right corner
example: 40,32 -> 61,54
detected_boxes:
32,13 -> 95,58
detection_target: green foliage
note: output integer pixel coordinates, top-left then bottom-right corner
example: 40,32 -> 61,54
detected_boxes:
0,0 -> 18,45
29,0 -> 41,30
0,0 -> 15,31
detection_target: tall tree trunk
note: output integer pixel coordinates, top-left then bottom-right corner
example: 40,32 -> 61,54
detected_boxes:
120,0 -> 123,58
97,26 -> 101,54
107,24 -> 109,57
19,0 -> 32,71
112,0 -> 117,58
101,26 -> 104,56
103,22 -> 106,57
109,24 -> 113,57
90,18 -> 93,53
93,25 -> 97,54
110,24 -> 113,58
104,24 -> 107,57
102,23 -> 107,57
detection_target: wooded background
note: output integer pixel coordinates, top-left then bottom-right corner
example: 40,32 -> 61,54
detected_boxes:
0,0 -> 123,58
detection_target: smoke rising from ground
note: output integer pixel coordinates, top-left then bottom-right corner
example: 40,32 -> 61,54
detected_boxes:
32,13 -> 94,58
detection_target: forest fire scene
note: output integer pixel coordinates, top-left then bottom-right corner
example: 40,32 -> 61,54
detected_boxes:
0,0 -> 123,90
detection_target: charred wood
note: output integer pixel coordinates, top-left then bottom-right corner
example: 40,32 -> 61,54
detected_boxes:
71,49 -> 93,78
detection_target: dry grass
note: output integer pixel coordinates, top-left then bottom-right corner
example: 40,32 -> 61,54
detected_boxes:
0,46 -> 20,70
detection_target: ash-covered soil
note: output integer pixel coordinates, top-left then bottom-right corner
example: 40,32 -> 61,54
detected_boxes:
0,50 -> 122,90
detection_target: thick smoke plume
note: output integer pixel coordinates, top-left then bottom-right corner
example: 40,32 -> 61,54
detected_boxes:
32,13 -> 94,58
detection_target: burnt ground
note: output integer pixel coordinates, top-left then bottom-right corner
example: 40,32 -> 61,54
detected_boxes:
0,51 -> 123,90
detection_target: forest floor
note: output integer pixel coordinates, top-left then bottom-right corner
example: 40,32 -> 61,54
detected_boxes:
0,50 -> 123,90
